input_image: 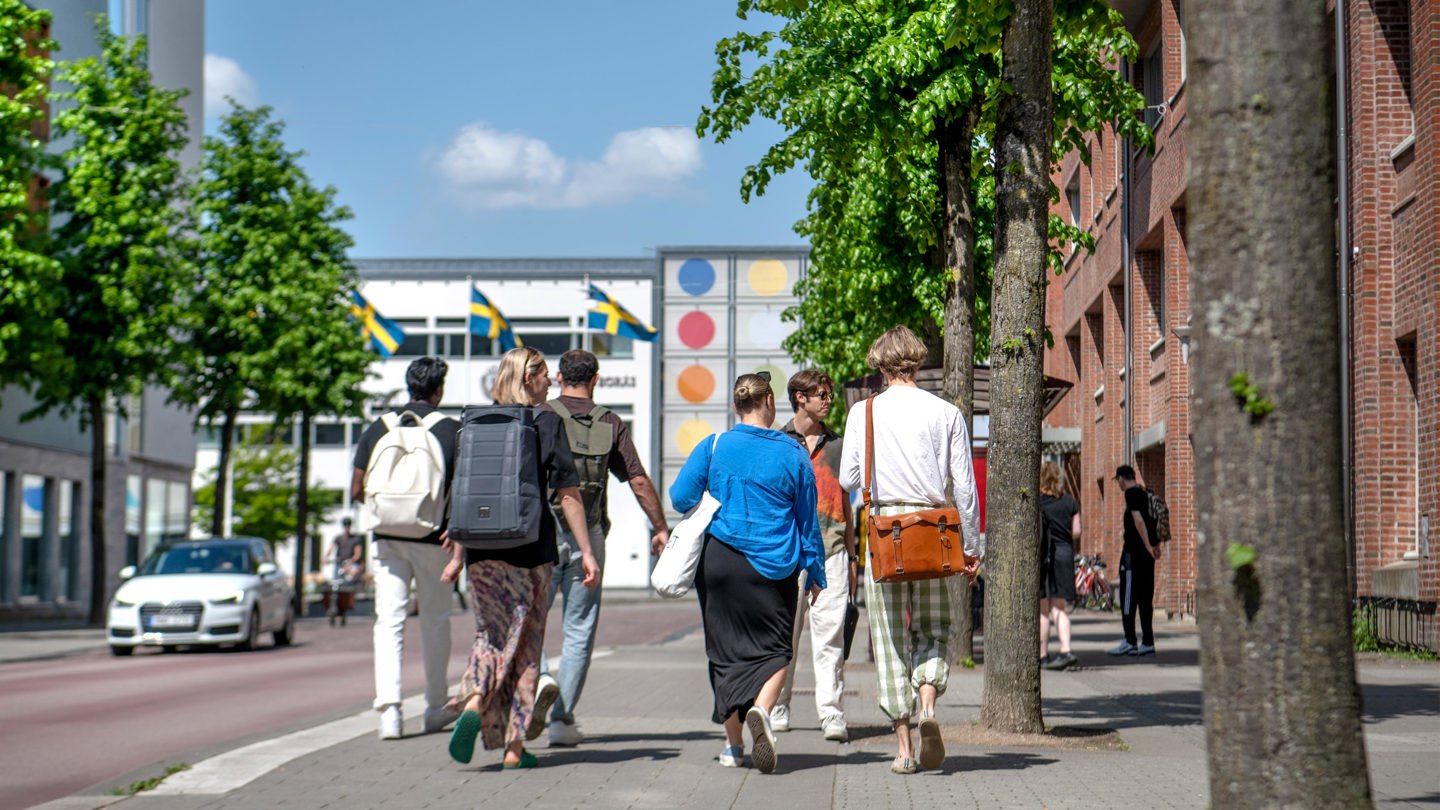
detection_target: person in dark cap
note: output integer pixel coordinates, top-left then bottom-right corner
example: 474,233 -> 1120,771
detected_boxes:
1110,464 -> 1160,656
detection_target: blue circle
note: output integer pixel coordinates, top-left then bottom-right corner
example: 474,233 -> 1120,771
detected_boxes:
678,258 -> 716,296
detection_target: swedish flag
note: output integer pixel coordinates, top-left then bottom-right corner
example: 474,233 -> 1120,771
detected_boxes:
586,283 -> 657,342
470,285 -> 522,352
349,291 -> 406,358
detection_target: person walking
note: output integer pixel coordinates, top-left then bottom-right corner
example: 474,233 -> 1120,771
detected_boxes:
351,357 -> 461,740
669,372 -> 826,774
771,370 -> 856,742
326,517 -> 365,582
1110,464 -> 1160,656
1039,461 -> 1081,670
838,326 -> 983,775
531,350 -> 671,747
442,347 -> 600,770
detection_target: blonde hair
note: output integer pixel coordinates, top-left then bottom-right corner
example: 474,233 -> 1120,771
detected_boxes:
732,373 -> 773,416
866,326 -> 927,380
491,347 -> 546,406
1040,461 -> 1062,497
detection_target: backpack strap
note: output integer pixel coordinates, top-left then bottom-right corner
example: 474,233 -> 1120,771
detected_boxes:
419,410 -> 447,430
381,412 -> 401,430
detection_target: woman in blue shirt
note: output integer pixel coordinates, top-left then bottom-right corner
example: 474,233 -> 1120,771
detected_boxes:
670,372 -> 826,774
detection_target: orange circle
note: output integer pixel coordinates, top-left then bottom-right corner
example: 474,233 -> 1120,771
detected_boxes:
677,365 -> 716,403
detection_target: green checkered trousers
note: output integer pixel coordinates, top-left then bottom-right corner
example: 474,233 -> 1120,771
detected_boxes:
863,504 -> 951,721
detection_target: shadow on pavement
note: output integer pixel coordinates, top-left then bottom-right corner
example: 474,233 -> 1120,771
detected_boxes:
941,751 -> 1059,774
587,731 -> 724,744
535,747 -> 683,766
1360,681 -> 1440,721
1043,688 -> 1202,729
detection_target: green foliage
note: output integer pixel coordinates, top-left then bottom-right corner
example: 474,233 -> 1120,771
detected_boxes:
700,0 -> 1149,380
193,426 -> 342,543
181,101 -> 371,429
112,763 -> 190,797
1227,372 -> 1276,420
28,20 -> 197,423
1225,542 -> 1257,570
0,1 -> 66,395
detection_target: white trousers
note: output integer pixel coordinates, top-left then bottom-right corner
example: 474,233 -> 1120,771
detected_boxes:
372,539 -> 453,711
778,550 -> 850,724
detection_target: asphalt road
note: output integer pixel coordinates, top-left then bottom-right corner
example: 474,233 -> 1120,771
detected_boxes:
0,595 -> 701,810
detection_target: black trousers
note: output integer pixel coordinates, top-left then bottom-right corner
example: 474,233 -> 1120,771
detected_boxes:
1119,550 -> 1155,646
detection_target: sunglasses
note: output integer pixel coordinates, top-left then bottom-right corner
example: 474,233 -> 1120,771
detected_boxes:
755,370 -> 772,382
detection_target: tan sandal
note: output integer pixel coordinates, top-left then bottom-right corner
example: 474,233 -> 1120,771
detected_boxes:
890,756 -> 918,774
918,712 -> 945,771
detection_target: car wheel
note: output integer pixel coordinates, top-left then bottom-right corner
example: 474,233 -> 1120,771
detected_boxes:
238,608 -> 261,651
273,608 -> 295,647
110,645 -> 134,657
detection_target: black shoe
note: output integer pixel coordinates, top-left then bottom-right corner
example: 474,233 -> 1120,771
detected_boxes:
1039,654 -> 1056,669
1052,652 -> 1079,670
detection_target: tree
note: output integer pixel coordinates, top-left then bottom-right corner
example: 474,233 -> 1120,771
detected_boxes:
184,103 -> 364,538
192,427 -> 342,552
1187,0 -> 1371,804
0,1 -> 65,394
33,22 -> 196,625
975,0 -> 1054,735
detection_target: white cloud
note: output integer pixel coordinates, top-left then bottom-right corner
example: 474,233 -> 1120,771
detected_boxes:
204,54 -> 259,117
434,123 -> 702,209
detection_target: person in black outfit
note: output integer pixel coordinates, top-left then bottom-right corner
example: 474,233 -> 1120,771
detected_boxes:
1038,462 -> 1080,670
1110,464 -> 1160,656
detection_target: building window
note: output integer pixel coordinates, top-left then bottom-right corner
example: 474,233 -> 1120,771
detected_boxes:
1142,41 -> 1166,129
442,332 -> 492,358
1066,173 -> 1082,228
165,481 -> 189,544
513,319 -> 575,358
58,480 -> 80,601
314,423 -> 346,447
0,472 -> 9,601
20,475 -> 46,599
591,332 -> 635,359
391,320 -> 429,357
126,475 -> 142,565
1175,0 -> 1187,83
145,478 -> 166,558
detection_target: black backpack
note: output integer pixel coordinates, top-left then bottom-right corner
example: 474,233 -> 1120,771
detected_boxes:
447,405 -> 543,550
548,401 -> 615,532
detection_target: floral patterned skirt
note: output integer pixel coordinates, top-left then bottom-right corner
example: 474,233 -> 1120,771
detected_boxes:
446,559 -> 552,751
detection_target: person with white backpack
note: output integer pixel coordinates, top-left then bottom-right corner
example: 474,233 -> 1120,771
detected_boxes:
351,357 -> 462,740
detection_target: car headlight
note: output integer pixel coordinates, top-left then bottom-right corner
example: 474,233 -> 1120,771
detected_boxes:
209,590 -> 246,605
113,598 -> 135,608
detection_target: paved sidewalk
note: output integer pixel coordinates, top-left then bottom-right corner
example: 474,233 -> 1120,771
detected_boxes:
37,610 -> 1440,810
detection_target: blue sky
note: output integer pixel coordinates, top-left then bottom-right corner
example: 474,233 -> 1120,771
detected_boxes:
203,1 -> 811,258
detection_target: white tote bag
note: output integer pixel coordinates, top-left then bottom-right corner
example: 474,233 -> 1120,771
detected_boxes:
651,436 -> 720,599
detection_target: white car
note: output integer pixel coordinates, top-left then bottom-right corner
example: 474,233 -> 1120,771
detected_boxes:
107,537 -> 296,656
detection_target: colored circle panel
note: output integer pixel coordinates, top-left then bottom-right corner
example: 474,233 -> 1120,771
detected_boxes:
747,259 -> 788,296
677,419 -> 714,457
677,311 -> 716,349
677,365 -> 716,404
678,258 -> 716,296
746,310 -> 786,349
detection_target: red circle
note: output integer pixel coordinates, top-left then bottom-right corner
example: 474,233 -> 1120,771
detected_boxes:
678,311 -> 715,349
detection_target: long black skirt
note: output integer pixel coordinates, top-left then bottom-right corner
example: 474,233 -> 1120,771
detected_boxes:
694,535 -> 799,724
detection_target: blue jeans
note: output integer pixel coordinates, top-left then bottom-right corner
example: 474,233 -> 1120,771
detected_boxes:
540,523 -> 605,725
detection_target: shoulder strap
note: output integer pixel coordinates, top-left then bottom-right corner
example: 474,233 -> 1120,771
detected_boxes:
381,412 -> 401,430
419,411 -> 447,430
587,403 -> 610,421
863,395 -> 876,510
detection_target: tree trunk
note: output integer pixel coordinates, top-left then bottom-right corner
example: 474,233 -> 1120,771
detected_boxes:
939,102 -> 981,663
979,0 -> 1052,735
86,394 -> 108,627
210,406 -> 238,537
293,412 -> 311,612
1188,0 -> 1371,805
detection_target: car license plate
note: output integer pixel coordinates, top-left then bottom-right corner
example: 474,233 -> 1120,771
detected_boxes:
147,614 -> 195,629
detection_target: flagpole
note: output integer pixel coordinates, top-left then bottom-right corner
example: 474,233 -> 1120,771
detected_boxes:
464,275 -> 473,403
582,273 -> 593,353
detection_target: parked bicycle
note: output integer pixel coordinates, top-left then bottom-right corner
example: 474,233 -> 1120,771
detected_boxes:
1074,553 -> 1114,611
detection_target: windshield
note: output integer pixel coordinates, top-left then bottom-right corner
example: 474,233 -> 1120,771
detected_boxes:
139,545 -> 254,576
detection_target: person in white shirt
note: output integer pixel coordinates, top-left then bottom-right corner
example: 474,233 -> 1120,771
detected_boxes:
839,326 -> 983,775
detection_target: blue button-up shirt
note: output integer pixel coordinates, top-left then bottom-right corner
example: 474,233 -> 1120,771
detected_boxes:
669,423 -> 826,587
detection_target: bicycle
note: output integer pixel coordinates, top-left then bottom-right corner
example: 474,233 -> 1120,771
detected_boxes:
1074,553 -> 1114,611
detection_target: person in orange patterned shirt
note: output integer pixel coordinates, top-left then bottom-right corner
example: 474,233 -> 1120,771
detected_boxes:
772,370 -> 857,743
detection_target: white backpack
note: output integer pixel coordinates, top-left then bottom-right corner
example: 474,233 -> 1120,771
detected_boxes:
361,410 -> 449,538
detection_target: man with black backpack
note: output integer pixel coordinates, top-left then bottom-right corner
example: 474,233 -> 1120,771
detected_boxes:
352,357 -> 461,740
1110,464 -> 1162,657
530,350 -> 671,747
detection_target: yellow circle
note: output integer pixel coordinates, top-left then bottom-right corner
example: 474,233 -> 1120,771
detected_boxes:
747,259 -> 788,296
677,419 -> 714,457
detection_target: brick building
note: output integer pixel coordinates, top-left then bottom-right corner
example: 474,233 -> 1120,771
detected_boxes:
1042,0 -> 1437,647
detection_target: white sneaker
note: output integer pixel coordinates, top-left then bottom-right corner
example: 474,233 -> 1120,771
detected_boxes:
769,703 -> 791,733
746,706 -> 777,774
821,716 -> 849,742
378,705 -> 402,740
548,720 -> 584,747
423,705 -> 461,734
527,673 -> 560,741
718,744 -> 744,768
